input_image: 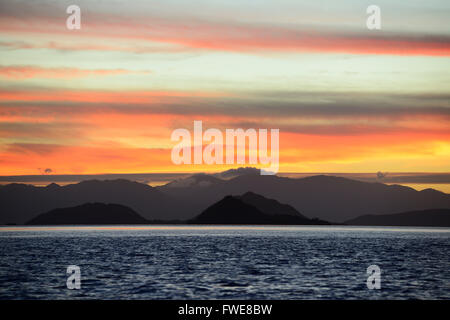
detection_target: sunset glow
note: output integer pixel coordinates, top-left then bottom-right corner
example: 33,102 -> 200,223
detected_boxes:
1,0 -> 449,178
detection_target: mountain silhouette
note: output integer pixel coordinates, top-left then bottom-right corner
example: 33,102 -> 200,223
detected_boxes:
214,167 -> 260,178
189,193 -> 328,225
27,203 -> 148,225
0,179 -> 193,224
345,209 -> 450,227
158,173 -> 450,222
2,170 -> 450,224
236,191 -> 307,218
163,173 -> 223,188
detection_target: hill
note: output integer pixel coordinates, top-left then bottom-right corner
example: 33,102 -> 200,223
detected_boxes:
2,169 -> 450,224
189,193 -> 328,225
158,173 -> 450,222
0,179 -> 192,224
345,209 -> 450,227
27,203 -> 149,225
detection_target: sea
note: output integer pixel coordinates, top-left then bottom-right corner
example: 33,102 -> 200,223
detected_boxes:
0,225 -> 448,300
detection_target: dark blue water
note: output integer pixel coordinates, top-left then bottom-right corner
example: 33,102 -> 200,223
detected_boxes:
0,226 -> 448,299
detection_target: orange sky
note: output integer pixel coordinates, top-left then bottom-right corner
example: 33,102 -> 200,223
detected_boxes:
0,1 -> 449,177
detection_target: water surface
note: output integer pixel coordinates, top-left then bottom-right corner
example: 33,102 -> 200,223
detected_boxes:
0,225 -> 448,299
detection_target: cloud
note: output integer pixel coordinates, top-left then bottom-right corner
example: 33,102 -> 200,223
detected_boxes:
0,3 -> 449,56
0,87 -> 218,104
37,167 -> 53,174
0,40 -> 189,54
0,65 -> 151,79
0,143 -> 174,175
1,87 -> 448,119
377,171 -> 388,179
5,143 -> 63,155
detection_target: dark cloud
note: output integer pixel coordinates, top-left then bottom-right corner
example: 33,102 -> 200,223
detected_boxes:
1,1 -> 449,56
0,171 -> 449,186
377,171 -> 388,179
5,143 -> 63,155
37,167 -> 53,174
1,88 -> 449,119
0,122 -> 88,139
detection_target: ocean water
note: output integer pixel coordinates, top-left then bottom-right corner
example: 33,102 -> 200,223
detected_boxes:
0,225 -> 448,300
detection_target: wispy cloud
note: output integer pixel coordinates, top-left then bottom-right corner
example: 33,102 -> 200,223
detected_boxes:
1,7 -> 449,56
0,65 -> 151,79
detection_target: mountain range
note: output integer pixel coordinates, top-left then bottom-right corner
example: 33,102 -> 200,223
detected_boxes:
1,168 -> 450,225
345,209 -> 450,227
25,192 -> 329,225
0,179 -> 191,224
189,192 -> 328,225
157,172 -> 450,222
25,196 -> 450,227
28,203 -> 148,225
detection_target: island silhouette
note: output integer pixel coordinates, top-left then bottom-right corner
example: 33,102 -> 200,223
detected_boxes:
1,168 -> 449,226
24,192 -> 450,227
188,192 -> 329,225
28,203 -> 148,225
345,208 -> 450,227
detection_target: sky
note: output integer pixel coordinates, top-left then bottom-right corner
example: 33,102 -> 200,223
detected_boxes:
0,0 -> 449,178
